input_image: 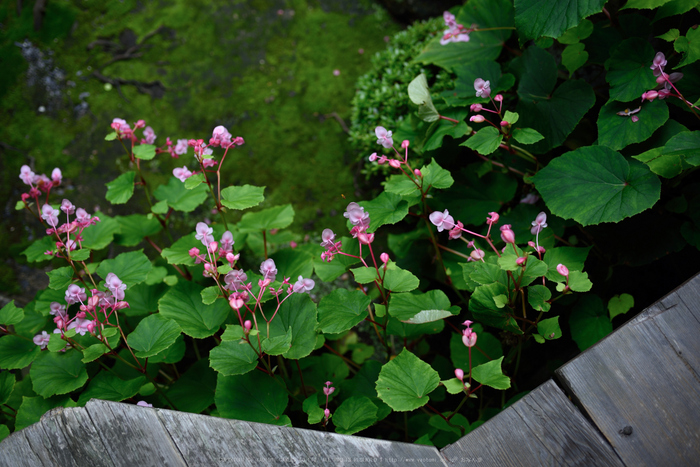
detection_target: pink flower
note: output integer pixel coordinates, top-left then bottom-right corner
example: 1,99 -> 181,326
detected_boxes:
375,126 -> 394,149
369,153 -> 378,162
462,321 -> 477,347
520,193 -> 539,204
631,115 -> 639,123
244,320 -> 252,331
68,318 -> 92,336
202,158 -> 218,168
224,269 -> 248,290
220,231 -> 234,253
33,331 -> 50,349
333,69 -> 340,76
50,302 -> 67,318
210,125 -> 232,147
195,222 -> 214,246
470,249 -> 485,261
454,368 -> 464,381
556,264 -> 569,277
470,103 -> 483,112
486,212 -> 499,225
429,210 -> 455,232
173,166 -> 193,182
105,272 -> 127,300
111,118 -> 131,133
260,258 -> 278,282
516,256 -> 527,266
60,199 -> 76,215
531,212 -> 548,235
142,126 -> 156,144
449,221 -> 464,240
357,232 -> 375,245
174,139 -> 189,155
380,252 -> 390,264
650,52 -> 666,76
321,229 -> 336,248
344,203 -> 370,230
136,401 -> 153,408
293,275 -> 315,293
641,90 -> 658,102
474,78 -> 491,98
440,26 -> 470,45
324,408 -> 331,420
41,204 -> 59,227
19,165 -> 35,185
443,11 -> 457,28
500,224 -> 515,244
469,115 -> 485,123
51,168 -> 62,185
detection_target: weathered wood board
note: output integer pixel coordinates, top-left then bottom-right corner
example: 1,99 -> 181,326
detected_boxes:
0,399 -> 449,466
440,379 -> 624,466
557,273 -> 700,467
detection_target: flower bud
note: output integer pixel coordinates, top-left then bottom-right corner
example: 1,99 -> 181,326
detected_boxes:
500,120 -> 509,127
357,232 -> 375,245
380,252 -> 390,264
500,225 -> 515,244
188,247 -> 200,258
470,249 -> 485,261
388,159 -> 401,169
324,408 -> 331,420
516,256 -> 527,266
462,328 -> 477,347
244,320 -> 252,332
486,212 -> 499,225
556,263 -> 569,277
208,241 -> 218,253
369,152 -> 378,162
470,103 -> 482,112
414,169 -> 422,178
323,386 -> 335,396
469,115 -> 485,123
494,94 -> 503,102
455,368 -> 464,381
401,140 -> 410,149
229,295 -> 245,310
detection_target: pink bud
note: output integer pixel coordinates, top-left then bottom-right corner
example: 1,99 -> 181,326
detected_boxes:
208,241 -> 218,253
631,115 -> 639,123
401,140 -> 410,149
188,247 -> 200,258
641,90 -> 658,102
324,408 -> 330,419
470,249 -> 485,261
516,256 -> 526,266
244,320 -> 252,331
229,296 -> 245,310
469,115 -> 485,123
494,94 -> 503,102
369,153 -> 378,162
486,212 -> 499,225
357,232 -> 375,245
380,252 -> 389,264
414,169 -> 422,178
323,386 -> 335,396
500,225 -> 515,244
500,120 -> 509,127
462,328 -> 477,347
470,103 -> 482,112
556,264 -> 569,277
455,368 -> 464,381
389,159 -> 401,169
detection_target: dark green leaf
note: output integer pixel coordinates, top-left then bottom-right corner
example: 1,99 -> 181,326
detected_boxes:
0,372 -> 16,405
678,26 -> 700,67
450,324 -> 503,369
161,233 -> 200,266
216,372 -> 290,425
358,192 -> 409,232
126,314 -> 182,358
389,290 -> 452,321
267,293 -> 317,360
0,335 -> 41,369
605,38 -> 657,102
383,265 -> 420,293
0,301 -> 24,325
471,356 -> 510,389
557,19 -> 594,43
30,351 -> 88,398
527,285 -> 552,312
167,359 -> 217,413
77,372 -> 146,405
96,250 -> 152,288
462,127 -> 503,155
159,281 -> 229,338
609,293 -> 635,320
422,158 -> 454,190
209,340 -> 259,375
262,327 -> 293,356
238,204 -> 294,231
570,294 -> 612,350
16,395 -> 76,431
114,214 -> 163,246
81,214 -> 120,250
334,396 -> 378,435
376,349 -> 440,411
597,99 -> 669,151
515,0 -> 606,39
562,43 -> 588,75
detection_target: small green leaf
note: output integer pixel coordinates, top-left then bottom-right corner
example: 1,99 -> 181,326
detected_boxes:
105,131 -> 117,141
570,295 -> 612,351
657,28 -> 680,41
334,396 -> 378,435
262,327 -> 293,356
383,266 -> 420,293
567,271 -> 593,292
357,192 -> 409,233
159,281 -> 229,338
659,131 -> 700,166
389,290 -> 453,321
47,266 -> 73,291
81,214 -> 120,251
238,204 -> 294,231
0,372 -> 16,405
622,0 -> 673,9
22,236 -> 55,262
133,144 -> 156,160
442,378 -> 465,395
376,349 -> 440,412
527,285 -> 552,312
562,43 -> 588,75
209,340 -> 258,375
48,333 -> 67,352
105,171 -> 136,204
408,73 -> 439,122
127,314 -> 182,358
513,128 -> 545,145
81,343 -> 109,363
152,200 -> 169,214
267,293 -> 317,360
598,99 -> 669,151
303,393 -> 325,424
503,110 -> 519,125
462,127 -> 503,155
30,351 -> 88,398
184,173 -> 205,189
402,309 -> 453,324
16,396 -> 76,431
557,19 -> 594,44
69,249 -> 91,261
201,286 -> 220,305
0,301 -> 24,325
350,267 -> 376,284
318,289 -> 370,334
471,356 -> 510,390
677,25 -> 700,67
220,185 -> 266,210
421,158 -> 454,190
537,316 -> 562,340
154,177 -> 208,213
608,293 -> 635,320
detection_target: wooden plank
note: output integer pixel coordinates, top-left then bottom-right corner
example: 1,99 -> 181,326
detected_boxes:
0,425 -> 46,467
440,379 -> 623,466
556,272 -> 700,466
158,407 -> 450,466
84,399 -> 186,467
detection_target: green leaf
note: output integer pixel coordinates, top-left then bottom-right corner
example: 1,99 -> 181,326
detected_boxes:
358,192 -> 409,233
598,99 -> 669,151
515,0 -> 606,40
504,111 -> 520,126
0,335 -> 41,369
514,47 -> 595,153
570,295 -> 612,351
21,236 -> 55,262
608,293 -> 635,320
415,0 -> 514,70
383,265 -> 420,293
462,127 -> 503,155
303,393 -> 325,424
16,395 -> 76,431
469,282 -> 521,333
402,309 -> 453,324
262,327 -> 293,356
659,131 -> 700,166
105,131 -> 117,141
471,356 -> 510,390
238,204 -> 294,231
654,0 -> 699,22
30,351 -> 88,398
216,371 -> 290,425
126,314 -> 182,358
167,359 -> 217,414
161,233 -> 200,266
148,334 -> 185,364
557,19 -> 594,44
184,173 -> 205,189
527,285 -> 552,312
0,372 -> 16,405
77,372 -> 146,405
376,349 -> 440,411
562,43 -> 589,75
133,144 -> 156,160
96,250 -> 152,288
267,293 -> 317,360
81,343 -> 109,363
677,24 -> 700,67
566,270 -> 593,292
123,282 -> 168,316
209,340 -> 259,375
105,171 -> 136,204
422,159 -> 455,190
159,281 -> 229,338
350,266 -> 377,284
537,316 -> 562,340
48,333 -> 67,352
69,249 -> 91,261
389,290 -> 453,321
200,286 -> 219,305
512,128 -> 545,145
154,177 -> 208,212
0,301 -> 24,325
543,246 -> 591,281
318,288 -> 370,334
422,116 -> 470,152
622,0 -> 673,8
605,38 -> 657,102
532,146 -> 661,225
152,200 -> 169,214
408,73 -> 439,122
114,214 -> 162,246
657,28 -> 680,42
333,396 -> 378,435
270,247 -> 315,281
442,378 -> 465,395
220,185 -> 266,210
81,214 -> 120,250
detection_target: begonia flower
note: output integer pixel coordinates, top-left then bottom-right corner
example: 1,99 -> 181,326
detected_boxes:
33,331 -> 50,349
293,275 -> 315,293
375,126 -> 394,149
195,222 -> 214,246
429,210 -> 455,232
474,78 -> 491,98
173,166 -> 193,182
260,258 -> 278,282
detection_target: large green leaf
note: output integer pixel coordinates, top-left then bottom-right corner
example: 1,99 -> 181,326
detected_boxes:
597,99 -> 669,151
514,46 -> 595,153
114,214 -> 162,246
622,0 -> 673,9
15,395 -> 76,431
658,131 -> 700,166
333,396 -> 378,435
159,281 -> 229,338
209,340 -> 259,375
220,185 -> 265,210
126,314 -> 182,358
415,0 -> 513,70
47,266 -> 73,291
96,250 -> 152,288
515,0 -> 606,39
357,192 -> 409,233
161,232 -> 200,266
133,144 -> 156,160
389,290 -> 454,322
383,265 -> 420,293
318,289 -> 370,334
77,372 -> 146,405
533,146 -> 661,225
167,359 -> 217,413
30,351 -> 88,398
238,204 -> 294,231
21,236 -> 54,262
154,176 -> 208,212
408,73 -> 439,122
81,214 -> 120,250
0,301 -> 24,325
605,38 -> 657,102
632,121 -> 691,178
216,372 -> 290,425
267,293 -> 318,360
105,171 -> 136,205
462,127 -> 503,155
471,356 -> 511,389
0,372 -> 16,405
0,335 -> 41,369
376,349 -> 440,411
570,294 -> 612,350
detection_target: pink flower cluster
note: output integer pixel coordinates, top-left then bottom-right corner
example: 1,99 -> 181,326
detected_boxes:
641,52 -> 683,103
440,11 -> 474,45
170,125 -> 245,182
